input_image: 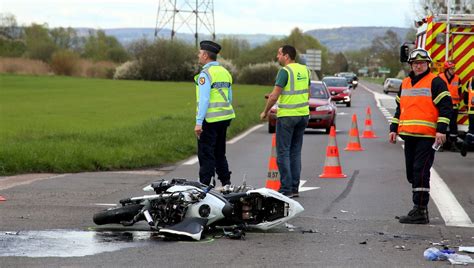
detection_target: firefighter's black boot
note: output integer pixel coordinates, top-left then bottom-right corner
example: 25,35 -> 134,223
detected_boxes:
460,140 -> 468,157
399,206 -> 429,224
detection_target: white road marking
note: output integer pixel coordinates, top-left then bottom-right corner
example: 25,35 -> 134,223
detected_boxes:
299,180 -> 320,192
182,156 -> 198,165
227,124 -> 264,144
362,82 -> 473,228
430,169 -> 474,227
182,124 -> 264,166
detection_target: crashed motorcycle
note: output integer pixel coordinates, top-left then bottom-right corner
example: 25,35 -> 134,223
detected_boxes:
93,178 -> 304,240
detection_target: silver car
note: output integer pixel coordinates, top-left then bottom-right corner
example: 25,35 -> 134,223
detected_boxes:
383,78 -> 402,94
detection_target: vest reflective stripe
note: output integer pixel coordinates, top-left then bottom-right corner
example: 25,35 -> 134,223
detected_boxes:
206,109 -> 235,118
197,102 -> 231,108
398,73 -> 439,137
281,89 -> 309,95
195,65 -> 235,123
278,102 -> 309,109
277,63 -> 310,117
439,73 -> 460,105
468,78 -> 474,114
400,88 -> 432,97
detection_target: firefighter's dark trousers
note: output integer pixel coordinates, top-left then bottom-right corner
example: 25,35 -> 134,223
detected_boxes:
402,136 -> 436,208
448,108 -> 459,141
198,119 -> 232,186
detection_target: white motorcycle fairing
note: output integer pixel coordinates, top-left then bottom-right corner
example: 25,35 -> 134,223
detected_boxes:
245,188 -> 304,230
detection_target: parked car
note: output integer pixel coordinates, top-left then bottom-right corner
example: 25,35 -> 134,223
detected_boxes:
267,81 -> 336,134
322,76 -> 352,107
383,78 -> 402,94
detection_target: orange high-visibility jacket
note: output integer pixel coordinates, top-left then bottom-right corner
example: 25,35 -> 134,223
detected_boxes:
399,73 -> 439,137
439,73 -> 460,105
468,77 -> 474,114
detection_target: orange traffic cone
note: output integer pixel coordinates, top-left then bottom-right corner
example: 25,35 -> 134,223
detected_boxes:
345,114 -> 364,151
362,106 -> 378,138
319,126 -> 347,178
265,133 -> 281,190
0,195 -> 6,201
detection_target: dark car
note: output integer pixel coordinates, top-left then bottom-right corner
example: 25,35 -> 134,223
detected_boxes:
322,76 -> 352,107
336,72 -> 359,89
383,78 -> 402,94
268,81 -> 336,134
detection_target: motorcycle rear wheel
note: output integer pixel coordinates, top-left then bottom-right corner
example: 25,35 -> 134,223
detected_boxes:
93,204 -> 144,225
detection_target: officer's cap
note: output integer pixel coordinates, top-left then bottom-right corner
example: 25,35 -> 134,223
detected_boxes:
200,40 -> 221,54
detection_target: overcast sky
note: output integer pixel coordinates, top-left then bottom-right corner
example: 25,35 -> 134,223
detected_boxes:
2,0 -> 419,35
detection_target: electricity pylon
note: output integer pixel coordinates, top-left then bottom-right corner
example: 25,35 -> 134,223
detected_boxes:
154,0 -> 216,47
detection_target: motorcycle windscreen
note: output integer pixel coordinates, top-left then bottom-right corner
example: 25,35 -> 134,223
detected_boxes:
158,217 -> 208,241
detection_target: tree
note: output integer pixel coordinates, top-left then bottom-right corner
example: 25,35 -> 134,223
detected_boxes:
370,30 -> 403,77
218,37 -> 250,60
0,13 -> 22,39
23,23 -> 57,61
416,0 -> 472,16
0,13 -> 25,57
50,27 -> 80,51
83,30 -> 128,62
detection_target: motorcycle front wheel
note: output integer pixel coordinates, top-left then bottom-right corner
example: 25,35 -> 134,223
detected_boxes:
93,204 -> 144,225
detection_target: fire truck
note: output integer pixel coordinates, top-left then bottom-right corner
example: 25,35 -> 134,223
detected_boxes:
401,14 -> 474,133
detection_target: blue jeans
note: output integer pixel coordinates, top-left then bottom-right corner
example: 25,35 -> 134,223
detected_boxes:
276,116 -> 309,194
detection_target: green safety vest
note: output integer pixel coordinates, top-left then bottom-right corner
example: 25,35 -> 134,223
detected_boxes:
195,65 -> 236,123
277,63 -> 310,117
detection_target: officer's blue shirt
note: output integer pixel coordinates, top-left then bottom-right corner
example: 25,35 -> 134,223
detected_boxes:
196,61 -> 233,125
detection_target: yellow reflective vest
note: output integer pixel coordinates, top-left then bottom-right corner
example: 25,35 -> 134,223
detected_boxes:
195,65 -> 235,123
277,63 -> 310,117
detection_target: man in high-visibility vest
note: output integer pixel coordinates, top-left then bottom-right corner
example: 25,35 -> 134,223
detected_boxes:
461,76 -> 474,157
389,48 -> 452,224
195,40 -> 235,186
260,45 -> 310,198
438,61 -> 462,151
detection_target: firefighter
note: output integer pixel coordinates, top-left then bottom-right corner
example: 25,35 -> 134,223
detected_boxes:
389,48 -> 452,224
460,76 -> 474,157
438,61 -> 462,151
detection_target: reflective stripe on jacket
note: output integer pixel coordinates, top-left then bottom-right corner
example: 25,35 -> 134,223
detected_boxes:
468,77 -> 474,114
195,65 -> 235,123
277,63 -> 309,117
399,73 -> 439,137
439,73 -> 460,105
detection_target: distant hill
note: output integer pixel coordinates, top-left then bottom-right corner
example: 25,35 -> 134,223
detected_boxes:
305,27 -> 411,52
76,26 -> 411,52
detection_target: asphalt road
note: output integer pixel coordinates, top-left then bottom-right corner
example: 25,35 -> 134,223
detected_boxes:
1,81 -> 473,267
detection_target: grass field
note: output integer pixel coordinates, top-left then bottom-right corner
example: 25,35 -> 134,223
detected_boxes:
0,74 -> 270,175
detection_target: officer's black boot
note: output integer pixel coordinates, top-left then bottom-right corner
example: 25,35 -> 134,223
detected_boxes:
218,171 -> 232,186
399,206 -> 429,224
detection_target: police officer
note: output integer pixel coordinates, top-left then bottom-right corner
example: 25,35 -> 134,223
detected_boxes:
438,61 -> 462,151
194,40 -> 235,186
260,45 -> 310,197
461,76 -> 474,157
389,48 -> 452,224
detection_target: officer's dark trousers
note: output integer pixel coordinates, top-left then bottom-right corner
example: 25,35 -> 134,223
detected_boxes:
402,136 -> 436,208
198,119 -> 232,186
448,108 -> 459,141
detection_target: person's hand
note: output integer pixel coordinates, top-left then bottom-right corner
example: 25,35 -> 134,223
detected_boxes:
260,111 -> 268,121
389,132 -> 398,144
194,125 -> 203,139
435,132 -> 446,145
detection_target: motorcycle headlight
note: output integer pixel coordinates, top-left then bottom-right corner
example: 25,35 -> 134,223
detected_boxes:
352,81 -> 358,85
316,105 -> 331,111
